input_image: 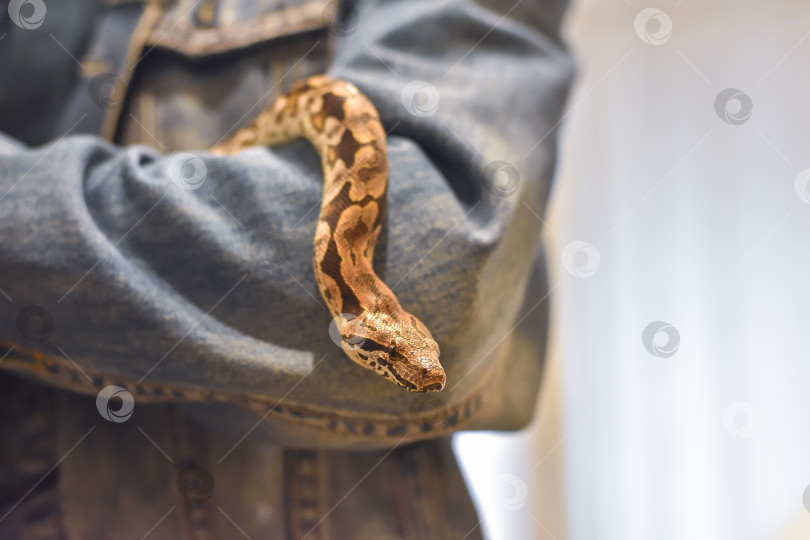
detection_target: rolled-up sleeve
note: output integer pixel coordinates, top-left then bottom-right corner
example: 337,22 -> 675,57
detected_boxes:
0,0 -> 573,445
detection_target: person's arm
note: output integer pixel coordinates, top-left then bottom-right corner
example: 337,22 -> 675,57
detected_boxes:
0,0 -> 574,445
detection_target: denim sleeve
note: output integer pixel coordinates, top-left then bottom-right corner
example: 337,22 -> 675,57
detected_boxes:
0,0 -> 573,444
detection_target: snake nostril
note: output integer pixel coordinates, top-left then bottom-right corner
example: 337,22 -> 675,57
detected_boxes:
424,381 -> 444,392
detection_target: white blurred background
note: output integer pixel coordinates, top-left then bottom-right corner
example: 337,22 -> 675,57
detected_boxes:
455,1 -> 810,538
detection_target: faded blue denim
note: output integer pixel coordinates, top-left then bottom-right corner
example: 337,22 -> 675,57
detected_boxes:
0,0 -> 573,444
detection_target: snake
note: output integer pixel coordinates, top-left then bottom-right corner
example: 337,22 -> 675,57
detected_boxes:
212,75 -> 446,393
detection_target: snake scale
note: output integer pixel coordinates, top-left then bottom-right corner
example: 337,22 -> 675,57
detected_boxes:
213,75 -> 446,393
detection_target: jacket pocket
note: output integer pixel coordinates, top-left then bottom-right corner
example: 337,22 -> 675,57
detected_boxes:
119,0 -> 334,149
144,0 -> 332,58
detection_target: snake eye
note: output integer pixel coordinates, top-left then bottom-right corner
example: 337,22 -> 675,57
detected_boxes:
340,331 -> 364,349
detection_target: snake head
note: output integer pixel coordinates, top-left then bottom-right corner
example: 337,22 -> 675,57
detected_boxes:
340,312 -> 445,393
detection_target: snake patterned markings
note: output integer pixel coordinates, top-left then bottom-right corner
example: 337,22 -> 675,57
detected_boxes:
212,75 -> 445,392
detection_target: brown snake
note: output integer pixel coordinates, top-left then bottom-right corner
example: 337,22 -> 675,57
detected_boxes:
213,75 -> 446,393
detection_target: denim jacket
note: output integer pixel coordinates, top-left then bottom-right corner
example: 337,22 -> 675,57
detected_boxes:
0,0 -> 573,537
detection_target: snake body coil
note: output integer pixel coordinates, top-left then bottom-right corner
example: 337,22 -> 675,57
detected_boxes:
213,76 -> 446,393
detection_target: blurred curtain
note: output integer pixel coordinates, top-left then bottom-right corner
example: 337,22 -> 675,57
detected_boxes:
458,0 -> 810,538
